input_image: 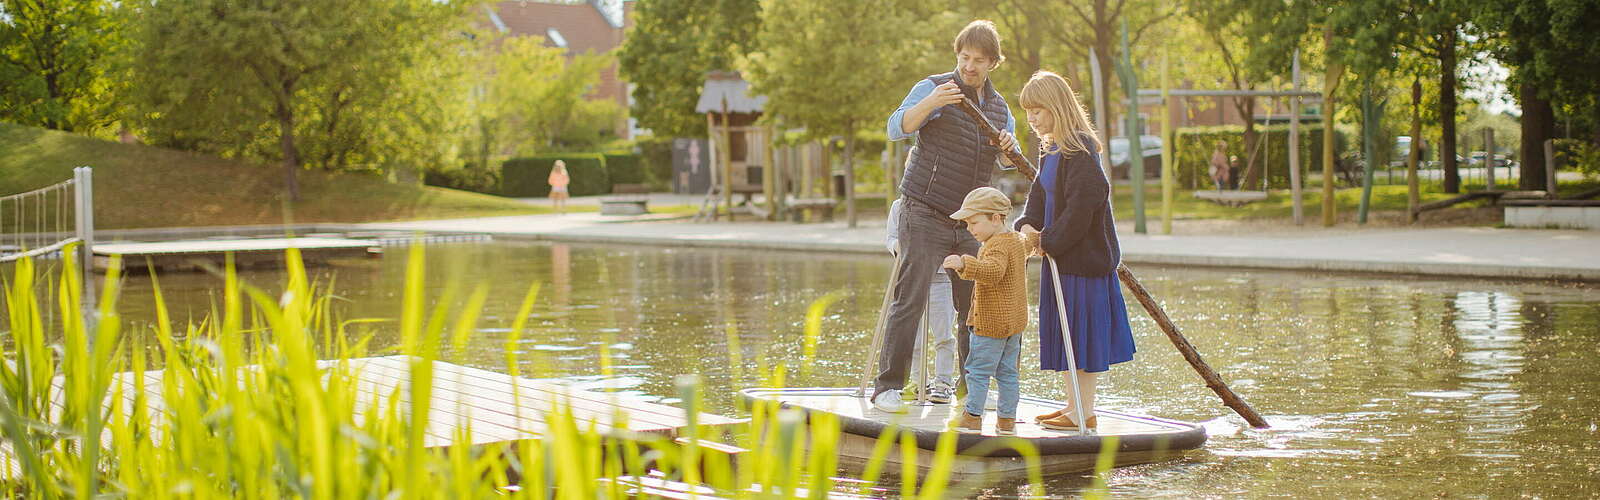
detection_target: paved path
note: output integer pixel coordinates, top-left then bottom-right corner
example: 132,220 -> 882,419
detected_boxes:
356,213 -> 1600,281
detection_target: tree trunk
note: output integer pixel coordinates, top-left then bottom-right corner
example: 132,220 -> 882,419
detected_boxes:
1239,99 -> 1261,189
844,130 -> 857,228
1519,82 -> 1554,191
277,98 -> 301,202
1439,32 -> 1461,193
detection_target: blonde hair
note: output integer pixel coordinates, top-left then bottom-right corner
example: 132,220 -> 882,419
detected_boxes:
953,20 -> 1004,67
1019,70 -> 1100,156
552,160 -> 568,174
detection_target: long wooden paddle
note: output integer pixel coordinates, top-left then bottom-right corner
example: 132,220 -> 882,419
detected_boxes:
957,98 -> 1270,429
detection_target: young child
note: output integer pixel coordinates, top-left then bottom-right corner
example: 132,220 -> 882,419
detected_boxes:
886,198 -> 959,403
942,187 -> 1030,435
1014,70 -> 1136,431
548,160 -> 571,214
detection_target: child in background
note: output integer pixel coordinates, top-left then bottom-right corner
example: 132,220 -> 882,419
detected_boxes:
942,187 -> 1031,435
548,160 -> 570,214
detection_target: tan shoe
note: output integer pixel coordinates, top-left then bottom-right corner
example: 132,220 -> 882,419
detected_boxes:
954,413 -> 983,434
1033,408 -> 1066,423
996,417 -> 1016,436
1039,414 -> 1097,431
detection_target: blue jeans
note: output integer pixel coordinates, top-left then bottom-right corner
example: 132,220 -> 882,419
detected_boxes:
964,333 -> 1021,419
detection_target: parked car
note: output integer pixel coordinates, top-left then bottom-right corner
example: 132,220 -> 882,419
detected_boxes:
1468,151 -> 1513,168
1108,135 -> 1163,179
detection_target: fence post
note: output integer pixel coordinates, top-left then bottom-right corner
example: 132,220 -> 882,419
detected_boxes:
1544,139 -> 1557,199
74,167 -> 96,331
1483,128 -> 1496,191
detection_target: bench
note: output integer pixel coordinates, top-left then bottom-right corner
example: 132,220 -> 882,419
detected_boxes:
730,183 -> 764,204
1501,199 -> 1600,229
787,198 -> 837,222
600,195 -> 649,216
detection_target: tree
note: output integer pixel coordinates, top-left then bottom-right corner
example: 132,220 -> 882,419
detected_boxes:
1390,0 -> 1477,193
745,0 -> 924,228
616,0 -> 759,138
127,0 -> 474,200
1179,0 -> 1316,190
464,35 -> 620,176
1478,0 -> 1600,190
0,0 -> 124,133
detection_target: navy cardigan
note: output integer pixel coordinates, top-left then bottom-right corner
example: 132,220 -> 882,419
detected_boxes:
1012,141 -> 1122,277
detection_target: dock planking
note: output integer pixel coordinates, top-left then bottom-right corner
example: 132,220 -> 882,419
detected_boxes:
2,356 -> 742,479
91,237 -> 378,272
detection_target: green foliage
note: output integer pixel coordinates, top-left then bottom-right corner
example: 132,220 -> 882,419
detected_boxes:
617,0 -> 760,138
125,0 -> 475,186
0,246 -> 1046,497
637,135 -> 676,189
602,151 -> 645,186
745,0 -> 923,142
0,0 -> 126,134
1172,124 -> 1350,189
500,154 -> 609,197
1555,139 -> 1600,179
464,35 -> 621,173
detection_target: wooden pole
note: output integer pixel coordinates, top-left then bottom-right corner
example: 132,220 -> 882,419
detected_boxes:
1116,266 -> 1269,428
1484,128 -> 1496,191
1289,50 -> 1304,225
1089,48 -> 1111,177
1321,28 -> 1344,227
1117,20 -> 1147,234
1160,51 -> 1174,235
958,99 -> 1269,428
1407,78 -> 1422,223
764,124 -> 777,220
1357,81 -> 1377,224
706,113 -> 720,221
1544,138 -> 1557,199
720,98 -> 734,221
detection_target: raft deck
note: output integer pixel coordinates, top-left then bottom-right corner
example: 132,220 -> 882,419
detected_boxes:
742,388 -> 1205,478
92,237 -> 378,272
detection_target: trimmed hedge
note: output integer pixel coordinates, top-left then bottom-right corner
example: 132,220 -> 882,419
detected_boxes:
637,135 -> 674,190
500,154 -> 609,197
1172,124 -> 1353,190
602,151 -> 644,186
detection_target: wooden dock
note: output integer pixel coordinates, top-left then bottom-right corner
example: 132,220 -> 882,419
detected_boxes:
743,388 -> 1205,479
3,356 -> 743,479
92,237 -> 377,272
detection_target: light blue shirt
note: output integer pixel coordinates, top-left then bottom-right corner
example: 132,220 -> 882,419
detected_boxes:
886,79 -> 1017,143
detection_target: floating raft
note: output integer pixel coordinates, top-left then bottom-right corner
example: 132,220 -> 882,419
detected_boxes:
742,388 -> 1205,478
92,237 -> 378,272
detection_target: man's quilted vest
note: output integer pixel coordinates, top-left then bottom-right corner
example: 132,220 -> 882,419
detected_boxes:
898,72 -> 1011,218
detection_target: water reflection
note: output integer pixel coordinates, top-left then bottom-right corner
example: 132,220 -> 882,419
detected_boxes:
7,241 -> 1596,498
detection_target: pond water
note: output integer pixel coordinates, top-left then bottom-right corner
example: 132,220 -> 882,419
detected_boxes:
85,241 -> 1600,497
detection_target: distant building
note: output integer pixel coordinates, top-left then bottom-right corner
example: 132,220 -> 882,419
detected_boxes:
481,0 -> 635,138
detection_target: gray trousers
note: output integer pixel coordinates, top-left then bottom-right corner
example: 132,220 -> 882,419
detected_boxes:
874,198 -> 979,397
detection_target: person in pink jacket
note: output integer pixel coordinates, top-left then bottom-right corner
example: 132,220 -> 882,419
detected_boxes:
548,160 -> 570,214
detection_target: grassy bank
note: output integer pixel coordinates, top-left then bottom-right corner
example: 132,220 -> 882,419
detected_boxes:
0,123 -> 540,229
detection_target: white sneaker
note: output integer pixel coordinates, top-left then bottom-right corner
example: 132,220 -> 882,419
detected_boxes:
926,381 -> 954,404
872,390 -> 907,413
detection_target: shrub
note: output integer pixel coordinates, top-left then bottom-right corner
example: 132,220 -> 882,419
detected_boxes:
1172,124 -> 1353,190
499,154 -> 609,197
602,151 -> 645,186
637,135 -> 674,190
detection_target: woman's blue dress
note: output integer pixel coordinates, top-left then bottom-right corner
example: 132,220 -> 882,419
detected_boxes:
1037,152 -> 1137,373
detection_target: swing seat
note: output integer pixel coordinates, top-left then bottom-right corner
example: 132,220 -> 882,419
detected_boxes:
1194,190 -> 1268,207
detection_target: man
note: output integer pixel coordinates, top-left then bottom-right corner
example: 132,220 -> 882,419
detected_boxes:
874,19 -> 1019,413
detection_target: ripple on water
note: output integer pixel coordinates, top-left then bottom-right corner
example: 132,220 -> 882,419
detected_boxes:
1407,390 -> 1475,399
